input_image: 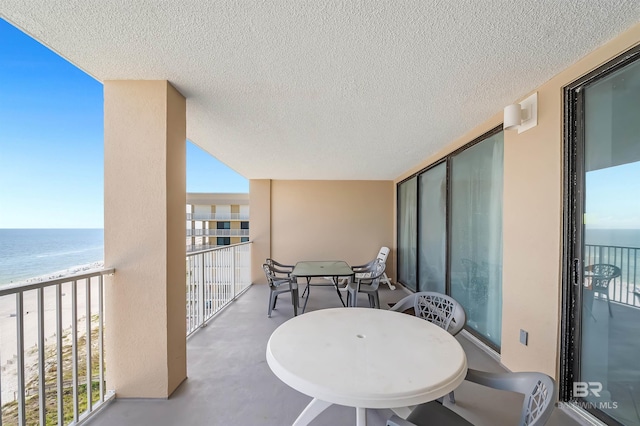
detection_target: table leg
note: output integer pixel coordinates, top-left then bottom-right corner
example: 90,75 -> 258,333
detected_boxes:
302,277 -> 311,313
300,277 -> 309,300
292,398 -> 332,426
334,276 -> 347,307
390,406 -> 412,419
356,407 -> 367,426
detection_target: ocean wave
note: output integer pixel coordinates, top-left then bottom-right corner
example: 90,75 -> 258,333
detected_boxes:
0,261 -> 105,287
35,246 -> 104,258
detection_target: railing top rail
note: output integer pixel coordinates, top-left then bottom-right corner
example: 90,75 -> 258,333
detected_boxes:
187,241 -> 252,256
585,243 -> 640,251
0,267 -> 115,297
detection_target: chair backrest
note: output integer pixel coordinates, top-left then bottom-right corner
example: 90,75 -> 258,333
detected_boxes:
465,369 -> 556,426
376,247 -> 390,263
585,263 -> 621,290
263,263 -> 288,289
266,258 -> 293,276
362,260 -> 386,290
413,292 -> 466,336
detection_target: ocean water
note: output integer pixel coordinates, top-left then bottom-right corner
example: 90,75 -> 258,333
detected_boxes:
0,228 -> 637,287
585,228 -> 640,248
0,229 -> 104,285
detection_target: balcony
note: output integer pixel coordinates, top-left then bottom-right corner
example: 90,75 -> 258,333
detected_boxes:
186,229 -> 249,237
186,213 -> 249,221
584,244 -> 640,308
0,244 -> 252,425
3,241 -> 638,425
83,283 -> 580,426
2,4 -> 640,424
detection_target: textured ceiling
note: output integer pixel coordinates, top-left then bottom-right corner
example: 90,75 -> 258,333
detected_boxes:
2,1 -> 640,180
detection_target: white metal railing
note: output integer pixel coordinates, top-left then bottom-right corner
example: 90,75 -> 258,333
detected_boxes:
0,268 -> 115,425
186,242 -> 252,336
186,213 -> 249,221
186,229 -> 249,237
186,244 -> 218,253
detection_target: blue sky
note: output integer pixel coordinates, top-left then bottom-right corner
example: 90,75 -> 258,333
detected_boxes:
0,19 -> 247,229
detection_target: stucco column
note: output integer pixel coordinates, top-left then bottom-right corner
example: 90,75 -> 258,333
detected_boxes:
250,179 -> 271,284
104,81 -> 186,397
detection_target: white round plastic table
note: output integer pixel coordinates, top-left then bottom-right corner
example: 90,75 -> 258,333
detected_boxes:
266,307 -> 467,426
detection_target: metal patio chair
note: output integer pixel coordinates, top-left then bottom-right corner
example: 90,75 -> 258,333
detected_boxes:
585,263 -> 621,317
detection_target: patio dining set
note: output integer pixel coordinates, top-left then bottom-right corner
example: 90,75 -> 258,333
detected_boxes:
261,248 -> 558,426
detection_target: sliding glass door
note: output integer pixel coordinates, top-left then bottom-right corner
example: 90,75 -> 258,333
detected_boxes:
418,163 -> 447,293
397,177 -> 417,291
565,47 -> 640,426
396,128 -> 503,348
450,132 -> 504,348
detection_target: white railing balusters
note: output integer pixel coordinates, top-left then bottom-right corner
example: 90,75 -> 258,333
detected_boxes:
199,254 -> 205,326
56,283 -> 64,425
1,270 -> 109,424
186,242 -> 252,337
98,275 -> 105,403
85,279 -> 92,414
0,331 -> 3,426
71,280 -> 79,423
38,288 -> 46,425
231,246 -> 236,299
16,292 -> 25,426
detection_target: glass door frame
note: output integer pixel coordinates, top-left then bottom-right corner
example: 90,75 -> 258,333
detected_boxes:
561,43 -> 640,423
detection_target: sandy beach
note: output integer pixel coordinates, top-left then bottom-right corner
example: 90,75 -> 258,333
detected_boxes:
0,262 -> 105,404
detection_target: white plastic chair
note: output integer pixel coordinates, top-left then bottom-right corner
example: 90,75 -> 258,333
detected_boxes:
386,369 -> 556,426
263,263 -> 298,318
335,246 -> 395,290
346,260 -> 387,308
389,292 -> 466,402
372,247 -> 394,290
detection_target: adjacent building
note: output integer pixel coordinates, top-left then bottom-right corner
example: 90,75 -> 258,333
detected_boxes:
186,193 -> 249,252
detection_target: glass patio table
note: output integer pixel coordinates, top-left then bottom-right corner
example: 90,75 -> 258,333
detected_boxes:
291,261 -> 354,313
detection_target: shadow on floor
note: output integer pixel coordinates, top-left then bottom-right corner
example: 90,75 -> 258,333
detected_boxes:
87,283 -> 582,426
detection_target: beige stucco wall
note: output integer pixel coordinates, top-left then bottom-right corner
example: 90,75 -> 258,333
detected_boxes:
104,80 -> 186,398
270,180 -> 394,275
250,180 -> 272,284
394,24 -> 640,379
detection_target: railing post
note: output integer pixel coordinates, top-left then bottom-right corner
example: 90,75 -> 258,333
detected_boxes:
16,292 -> 26,426
598,245 -> 605,265
231,246 -> 237,300
37,287 -> 46,425
98,274 -> 105,402
199,252 -> 205,327
86,278 -> 93,413
56,284 -> 64,425
72,280 -> 79,423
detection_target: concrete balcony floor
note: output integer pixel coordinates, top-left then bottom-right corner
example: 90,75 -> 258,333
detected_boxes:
87,283 -> 581,426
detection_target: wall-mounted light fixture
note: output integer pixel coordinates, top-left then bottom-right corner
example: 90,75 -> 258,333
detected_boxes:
503,92 -> 538,133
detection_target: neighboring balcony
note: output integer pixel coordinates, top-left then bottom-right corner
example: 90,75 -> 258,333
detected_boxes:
186,213 -> 249,221
584,243 -> 640,308
186,229 -> 249,237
